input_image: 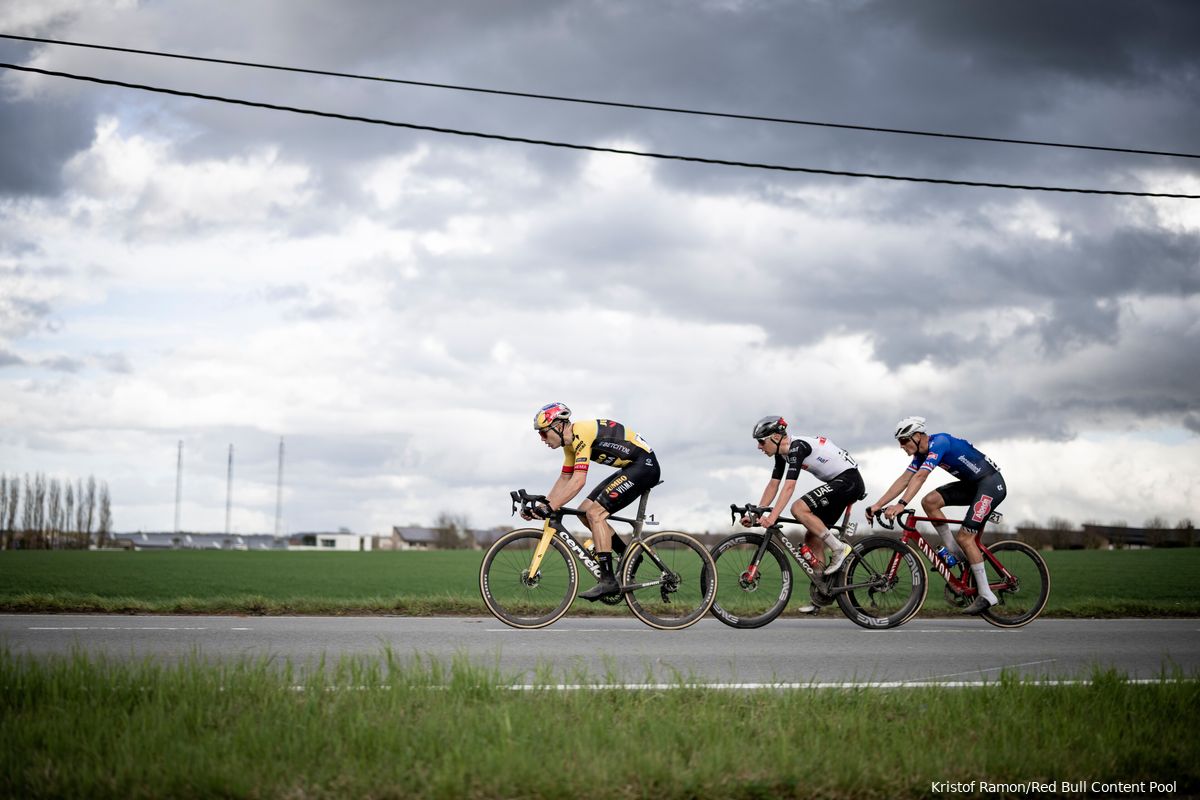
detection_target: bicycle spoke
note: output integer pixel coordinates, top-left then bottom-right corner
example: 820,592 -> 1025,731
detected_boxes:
622,532 -> 716,630
709,534 -> 792,628
480,530 -> 577,629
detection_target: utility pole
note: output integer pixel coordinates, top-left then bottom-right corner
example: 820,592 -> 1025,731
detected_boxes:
274,438 -> 284,537
225,444 -> 234,535
174,440 -> 183,534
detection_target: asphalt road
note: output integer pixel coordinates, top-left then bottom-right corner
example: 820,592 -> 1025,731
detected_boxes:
4,614 -> 1198,685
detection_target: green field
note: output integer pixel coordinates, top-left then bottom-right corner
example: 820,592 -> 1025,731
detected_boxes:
1,547 -> 1198,616
1,649 -> 1196,800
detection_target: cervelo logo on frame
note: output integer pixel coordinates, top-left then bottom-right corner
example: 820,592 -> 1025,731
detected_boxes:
972,495 -> 994,522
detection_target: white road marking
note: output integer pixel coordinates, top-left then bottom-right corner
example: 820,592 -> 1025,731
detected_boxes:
921,658 -> 1058,681
278,677 -> 1192,692
28,626 -> 210,631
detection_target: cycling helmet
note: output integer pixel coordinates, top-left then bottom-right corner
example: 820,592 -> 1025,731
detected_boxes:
894,416 -> 927,440
533,402 -> 572,431
752,415 -> 788,441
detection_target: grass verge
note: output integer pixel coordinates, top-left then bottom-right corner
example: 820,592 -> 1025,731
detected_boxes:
1,649 -> 1196,799
2,548 -> 1198,617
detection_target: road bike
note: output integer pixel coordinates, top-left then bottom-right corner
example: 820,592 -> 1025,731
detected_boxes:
707,503 -> 926,629
859,509 -> 1051,628
479,487 -> 717,630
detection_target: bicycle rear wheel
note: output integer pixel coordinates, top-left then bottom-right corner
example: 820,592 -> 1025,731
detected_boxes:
978,540 -> 1051,628
480,528 -> 577,629
621,531 -> 717,630
834,536 -> 927,629
708,533 -> 793,628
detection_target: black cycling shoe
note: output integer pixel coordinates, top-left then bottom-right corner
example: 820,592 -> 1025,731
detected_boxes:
963,596 -> 995,616
579,576 -> 621,602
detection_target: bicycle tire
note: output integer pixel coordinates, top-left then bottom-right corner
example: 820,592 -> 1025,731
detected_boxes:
479,528 -> 578,629
977,540 -> 1051,628
620,531 -> 717,630
834,536 -> 927,629
708,532 -> 793,628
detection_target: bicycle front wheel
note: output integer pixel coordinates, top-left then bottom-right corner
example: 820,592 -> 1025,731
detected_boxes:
834,536 -> 927,629
480,528 -> 578,629
621,531 -> 717,630
708,533 -> 793,628
979,540 -> 1051,628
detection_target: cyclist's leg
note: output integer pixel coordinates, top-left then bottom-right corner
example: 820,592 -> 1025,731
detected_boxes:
921,483 -> 967,559
958,473 -> 1007,613
579,456 -> 660,599
793,469 -> 862,574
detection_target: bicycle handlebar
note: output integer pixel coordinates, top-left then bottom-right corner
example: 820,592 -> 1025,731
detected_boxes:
510,489 -> 586,520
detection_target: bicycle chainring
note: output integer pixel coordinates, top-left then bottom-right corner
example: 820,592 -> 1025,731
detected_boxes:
809,583 -> 834,608
944,584 -> 970,608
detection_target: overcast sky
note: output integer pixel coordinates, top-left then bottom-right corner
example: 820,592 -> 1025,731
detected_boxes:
1,0 -> 1197,536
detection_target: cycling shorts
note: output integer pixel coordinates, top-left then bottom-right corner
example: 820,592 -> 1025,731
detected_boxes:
800,468 -> 866,529
931,472 -> 1007,532
587,452 -> 661,514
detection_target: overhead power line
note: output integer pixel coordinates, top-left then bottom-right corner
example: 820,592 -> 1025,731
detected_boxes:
3,32 -> 1198,162
1,62 -> 1197,199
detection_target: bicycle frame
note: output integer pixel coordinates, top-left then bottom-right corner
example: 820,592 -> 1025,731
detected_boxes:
517,489 -> 664,586
730,503 -> 859,594
880,509 -> 1011,596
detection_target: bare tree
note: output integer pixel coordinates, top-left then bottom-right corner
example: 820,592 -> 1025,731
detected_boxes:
47,479 -> 63,549
433,512 -> 470,550
0,475 -> 7,550
98,482 -> 112,547
63,482 -> 76,549
83,476 -> 96,545
4,477 -> 17,549
74,478 -> 86,539
20,474 -> 36,548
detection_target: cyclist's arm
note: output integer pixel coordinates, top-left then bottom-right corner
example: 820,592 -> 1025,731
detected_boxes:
868,472 -> 913,518
757,478 -> 781,510
761,479 -> 798,527
546,469 -> 587,510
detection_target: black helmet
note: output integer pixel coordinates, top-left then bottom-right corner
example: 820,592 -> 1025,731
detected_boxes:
752,415 -> 787,441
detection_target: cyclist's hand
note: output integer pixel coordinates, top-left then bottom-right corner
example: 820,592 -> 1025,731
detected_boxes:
865,504 -> 879,524
760,511 -> 778,528
740,513 -> 757,528
882,503 -> 903,522
530,502 -> 552,520
519,508 -> 535,521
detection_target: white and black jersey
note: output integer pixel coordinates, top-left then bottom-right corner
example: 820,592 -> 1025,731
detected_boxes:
771,435 -> 858,483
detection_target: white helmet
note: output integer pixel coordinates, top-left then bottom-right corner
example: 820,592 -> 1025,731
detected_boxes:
894,416 -> 926,440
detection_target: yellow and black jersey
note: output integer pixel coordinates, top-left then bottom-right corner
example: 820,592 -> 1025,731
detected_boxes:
561,419 -> 653,474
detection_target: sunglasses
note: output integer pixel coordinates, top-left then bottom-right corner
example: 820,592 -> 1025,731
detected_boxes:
898,435 -> 915,446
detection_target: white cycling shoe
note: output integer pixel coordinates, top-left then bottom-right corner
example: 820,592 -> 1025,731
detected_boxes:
823,542 -> 853,575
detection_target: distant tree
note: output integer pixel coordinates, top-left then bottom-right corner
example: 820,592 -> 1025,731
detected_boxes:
97,483 -> 112,547
63,482 -> 76,548
47,479 -> 63,549
433,512 -> 470,550
0,475 -> 8,549
3,477 -> 17,549
83,476 -> 96,545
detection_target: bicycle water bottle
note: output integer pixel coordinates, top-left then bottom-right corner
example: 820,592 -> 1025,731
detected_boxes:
799,544 -> 821,569
936,546 -> 958,567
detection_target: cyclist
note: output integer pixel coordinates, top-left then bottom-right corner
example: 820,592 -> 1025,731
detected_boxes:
866,416 -> 1006,615
524,402 -> 661,601
743,416 -> 863,584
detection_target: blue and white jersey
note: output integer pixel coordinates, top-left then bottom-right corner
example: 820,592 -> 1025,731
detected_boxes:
907,432 -> 998,480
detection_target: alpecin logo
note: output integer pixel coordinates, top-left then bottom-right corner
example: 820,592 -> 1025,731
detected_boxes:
972,494 -> 994,522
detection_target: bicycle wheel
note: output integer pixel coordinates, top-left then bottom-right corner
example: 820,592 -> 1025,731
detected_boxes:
479,528 -> 578,629
977,540 -> 1051,628
620,531 -> 717,630
834,536 -> 927,629
708,533 -> 793,628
